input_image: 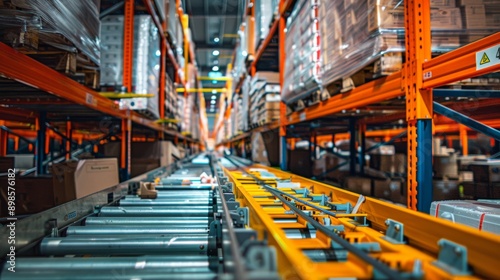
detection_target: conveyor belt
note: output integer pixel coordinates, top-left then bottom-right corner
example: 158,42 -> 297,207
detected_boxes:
0,154 -> 279,280
221,155 -> 500,279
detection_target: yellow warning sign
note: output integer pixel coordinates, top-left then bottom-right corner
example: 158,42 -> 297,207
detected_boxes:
480,52 -> 490,65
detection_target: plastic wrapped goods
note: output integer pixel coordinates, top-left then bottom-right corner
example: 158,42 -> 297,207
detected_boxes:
1,0 -> 101,65
319,0 -> 500,92
282,0 -> 321,104
100,15 -> 160,119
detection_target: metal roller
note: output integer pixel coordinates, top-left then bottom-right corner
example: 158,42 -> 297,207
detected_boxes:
98,207 -> 212,217
3,256 -> 210,270
0,270 -> 217,280
66,226 -> 209,235
156,184 -> 214,190
40,236 -> 210,256
303,249 -> 348,262
283,229 -> 317,239
124,191 -> 211,199
85,217 -> 210,226
62,235 -> 208,240
119,200 -> 211,206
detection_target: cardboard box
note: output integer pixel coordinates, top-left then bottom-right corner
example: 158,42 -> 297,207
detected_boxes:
51,158 -> 119,203
430,8 -> 463,29
459,171 -> 474,182
433,154 -> 458,178
431,0 -> 456,7
345,177 -> 372,196
461,5 -> 487,28
368,0 -> 405,32
469,161 -> 500,183
374,179 -> 406,203
458,0 -> 482,5
433,180 -> 460,201
103,141 -> 180,176
0,176 -> 56,216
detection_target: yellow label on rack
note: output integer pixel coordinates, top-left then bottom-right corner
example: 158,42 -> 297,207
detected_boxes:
476,44 -> 500,70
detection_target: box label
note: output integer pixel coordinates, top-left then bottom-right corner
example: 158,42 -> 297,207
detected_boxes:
86,164 -> 115,173
476,44 -> 500,70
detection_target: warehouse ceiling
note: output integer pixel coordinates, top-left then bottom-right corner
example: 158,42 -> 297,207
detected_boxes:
182,0 -> 245,117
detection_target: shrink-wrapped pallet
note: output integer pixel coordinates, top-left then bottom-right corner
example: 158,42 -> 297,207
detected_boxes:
0,0 -> 100,65
100,15 -> 160,119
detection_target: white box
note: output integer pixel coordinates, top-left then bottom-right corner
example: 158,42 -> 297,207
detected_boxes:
431,200 -> 500,234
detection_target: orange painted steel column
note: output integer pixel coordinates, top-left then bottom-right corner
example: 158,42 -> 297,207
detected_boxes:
279,0 -> 288,170
0,121 -> 7,156
404,0 -> 433,211
159,20 -> 167,120
121,118 -> 131,179
460,124 -> 468,156
65,120 -> 72,160
247,0 -> 256,57
13,136 -> 19,152
123,0 -> 134,92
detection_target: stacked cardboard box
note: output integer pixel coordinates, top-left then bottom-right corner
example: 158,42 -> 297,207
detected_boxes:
249,72 -> 280,127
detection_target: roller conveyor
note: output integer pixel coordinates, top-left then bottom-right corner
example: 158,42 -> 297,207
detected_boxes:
221,155 -> 500,279
1,154 -> 279,280
4,153 -> 499,279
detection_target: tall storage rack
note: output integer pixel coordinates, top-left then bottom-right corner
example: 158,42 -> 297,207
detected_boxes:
215,0 -> 500,212
0,0 -> 208,180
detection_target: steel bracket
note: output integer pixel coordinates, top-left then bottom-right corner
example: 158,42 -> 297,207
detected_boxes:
235,207 -> 249,227
329,202 -> 352,213
352,242 -> 381,253
349,216 -> 368,227
433,239 -> 470,276
240,240 -> 277,272
383,219 -> 405,244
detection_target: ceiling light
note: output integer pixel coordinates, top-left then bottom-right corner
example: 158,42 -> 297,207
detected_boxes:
212,66 -> 219,71
213,60 -> 219,64
211,95 -> 217,100
155,50 -> 161,56
242,51 -> 247,56
214,37 -> 220,43
212,50 -> 220,56
212,90 -> 217,94
212,80 -> 217,84
210,108 -> 215,112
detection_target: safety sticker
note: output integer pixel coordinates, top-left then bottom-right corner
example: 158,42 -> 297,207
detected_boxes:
476,44 -> 500,70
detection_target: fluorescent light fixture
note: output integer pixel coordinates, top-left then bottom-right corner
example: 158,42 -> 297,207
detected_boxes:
212,50 -> 220,56
212,80 -> 217,84
212,66 -> 219,71
155,50 -> 161,56
212,90 -> 217,94
211,100 -> 216,104
214,37 -> 220,42
211,95 -> 217,100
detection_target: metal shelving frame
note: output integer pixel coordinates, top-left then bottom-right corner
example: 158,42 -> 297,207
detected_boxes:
0,0 -> 203,180
215,0 -> 500,212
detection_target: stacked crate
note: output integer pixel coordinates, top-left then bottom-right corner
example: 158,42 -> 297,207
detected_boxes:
164,74 -> 178,128
100,15 -> 160,119
249,72 -> 280,127
282,0 -> 321,105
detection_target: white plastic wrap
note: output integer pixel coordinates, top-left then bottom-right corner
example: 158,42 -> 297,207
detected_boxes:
1,0 -> 101,65
282,0 -> 321,104
319,0 -> 500,90
254,0 -> 279,50
100,15 -> 160,119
